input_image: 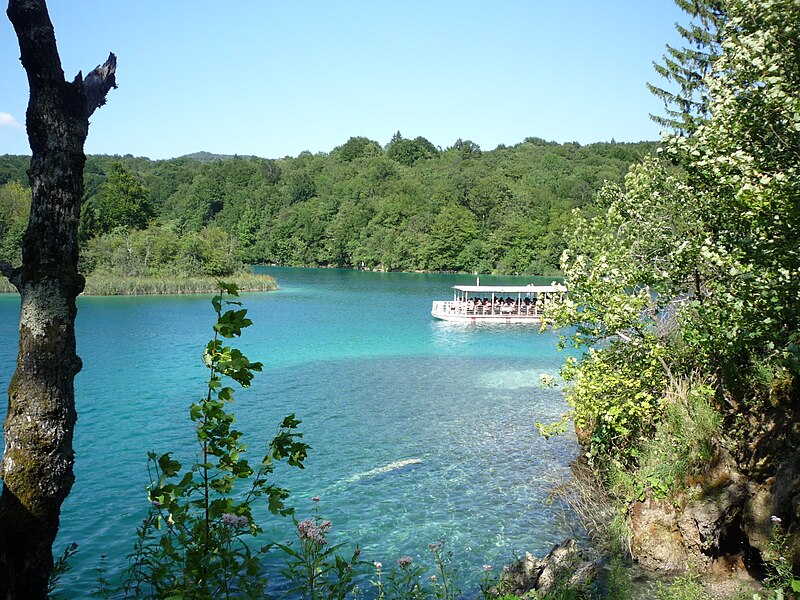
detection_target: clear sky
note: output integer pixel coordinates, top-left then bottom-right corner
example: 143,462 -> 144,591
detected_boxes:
1,1 -> 686,160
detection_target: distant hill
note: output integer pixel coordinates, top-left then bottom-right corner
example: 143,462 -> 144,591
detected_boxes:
179,151 -> 256,163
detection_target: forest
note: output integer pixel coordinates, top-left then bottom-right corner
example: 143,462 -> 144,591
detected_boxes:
0,136 -> 656,280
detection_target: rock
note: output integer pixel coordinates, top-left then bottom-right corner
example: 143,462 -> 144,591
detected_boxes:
499,539 -> 598,597
772,453 -> 800,525
742,479 -> 775,559
630,449 -> 752,574
768,452 -> 800,568
680,475 -> 748,558
500,551 -> 543,596
630,498 -> 689,573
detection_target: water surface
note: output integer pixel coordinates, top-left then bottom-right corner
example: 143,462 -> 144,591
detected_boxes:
0,267 -> 578,596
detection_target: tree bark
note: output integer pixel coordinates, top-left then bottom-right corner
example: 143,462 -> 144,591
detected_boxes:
1,1 -> 115,597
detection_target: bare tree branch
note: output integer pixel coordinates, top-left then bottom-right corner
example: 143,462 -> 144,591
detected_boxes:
82,52 -> 117,117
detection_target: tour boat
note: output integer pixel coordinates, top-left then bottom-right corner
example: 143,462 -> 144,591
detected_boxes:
431,283 -> 566,324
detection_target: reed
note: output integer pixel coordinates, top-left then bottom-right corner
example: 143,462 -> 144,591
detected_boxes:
81,273 -> 277,296
0,273 -> 277,296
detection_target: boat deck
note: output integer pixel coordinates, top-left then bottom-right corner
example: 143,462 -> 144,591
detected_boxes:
431,300 -> 545,322
431,283 -> 565,324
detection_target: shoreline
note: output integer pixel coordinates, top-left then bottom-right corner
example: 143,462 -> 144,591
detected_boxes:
0,264 -> 564,296
0,273 -> 277,296
254,261 -> 564,278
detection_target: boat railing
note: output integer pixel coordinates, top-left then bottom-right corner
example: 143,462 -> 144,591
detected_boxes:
431,300 -> 457,317
431,300 -> 545,318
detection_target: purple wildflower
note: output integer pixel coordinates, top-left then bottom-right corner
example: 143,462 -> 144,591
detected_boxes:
297,518 -> 315,537
772,515 -> 783,523
222,513 -> 239,526
311,495 -> 321,502
483,564 -> 493,572
428,540 -> 445,554
297,518 -> 327,546
374,561 -> 383,570
398,556 -> 413,568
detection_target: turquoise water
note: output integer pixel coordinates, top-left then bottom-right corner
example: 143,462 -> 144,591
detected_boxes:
0,267 -> 578,596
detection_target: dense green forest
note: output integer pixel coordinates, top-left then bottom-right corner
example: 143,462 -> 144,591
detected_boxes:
0,136 -> 655,279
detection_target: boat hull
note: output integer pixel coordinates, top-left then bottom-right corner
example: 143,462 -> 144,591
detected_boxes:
431,311 -> 543,324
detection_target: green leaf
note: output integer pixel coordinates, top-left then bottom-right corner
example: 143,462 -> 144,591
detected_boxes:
158,453 -> 181,477
217,281 -> 240,296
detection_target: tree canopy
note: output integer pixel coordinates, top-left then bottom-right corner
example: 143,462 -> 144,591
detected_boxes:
1,137 -> 655,278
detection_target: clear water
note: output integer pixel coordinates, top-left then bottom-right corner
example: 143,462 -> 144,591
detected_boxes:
0,267 -> 578,597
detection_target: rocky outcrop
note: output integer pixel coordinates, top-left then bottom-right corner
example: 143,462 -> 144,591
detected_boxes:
628,448 -> 800,576
499,539 -> 598,597
629,498 -> 690,572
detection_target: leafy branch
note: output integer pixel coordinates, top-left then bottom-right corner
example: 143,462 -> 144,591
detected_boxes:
111,282 -> 309,598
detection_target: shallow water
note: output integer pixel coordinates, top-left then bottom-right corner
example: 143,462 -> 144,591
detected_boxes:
0,267 -> 578,596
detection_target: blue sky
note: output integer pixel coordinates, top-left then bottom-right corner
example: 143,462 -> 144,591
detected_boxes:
1,1 -> 686,160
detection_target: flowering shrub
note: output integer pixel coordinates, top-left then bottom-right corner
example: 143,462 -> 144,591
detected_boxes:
279,497 -> 363,599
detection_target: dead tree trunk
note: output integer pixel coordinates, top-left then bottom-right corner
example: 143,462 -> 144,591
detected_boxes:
0,1 -> 116,597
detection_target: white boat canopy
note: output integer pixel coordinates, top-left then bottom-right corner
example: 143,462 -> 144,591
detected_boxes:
451,284 -> 566,294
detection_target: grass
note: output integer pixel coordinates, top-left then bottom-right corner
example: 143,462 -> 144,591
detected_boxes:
654,567 -> 707,600
609,374 -> 722,504
551,460 -> 632,557
0,272 -> 277,296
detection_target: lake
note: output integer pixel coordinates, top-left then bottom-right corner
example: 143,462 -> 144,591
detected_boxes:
0,266 -> 579,597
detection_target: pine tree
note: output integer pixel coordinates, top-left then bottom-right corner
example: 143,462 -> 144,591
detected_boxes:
647,0 -> 727,134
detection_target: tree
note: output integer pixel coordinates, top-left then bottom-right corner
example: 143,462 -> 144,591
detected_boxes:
550,0 -> 800,567
647,0 -> 726,134
449,138 -> 482,159
0,1 -> 116,596
386,133 -> 439,166
82,162 -> 153,236
669,0 -> 800,391
550,161 -> 702,459
335,136 -> 383,162
0,181 -> 30,265
424,202 -> 479,271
